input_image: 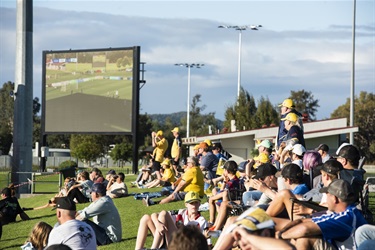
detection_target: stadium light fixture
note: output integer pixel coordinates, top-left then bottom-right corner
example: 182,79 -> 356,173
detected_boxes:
174,63 -> 205,138
218,25 -> 262,98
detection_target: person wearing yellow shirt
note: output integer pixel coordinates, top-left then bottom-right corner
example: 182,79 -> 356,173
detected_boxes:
143,156 -> 204,206
171,127 -> 183,177
151,130 -> 169,182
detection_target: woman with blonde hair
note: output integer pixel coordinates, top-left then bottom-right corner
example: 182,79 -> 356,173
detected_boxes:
21,221 -> 53,250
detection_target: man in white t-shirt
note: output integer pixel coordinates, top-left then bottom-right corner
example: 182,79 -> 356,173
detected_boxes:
47,197 -> 97,250
106,172 -> 128,198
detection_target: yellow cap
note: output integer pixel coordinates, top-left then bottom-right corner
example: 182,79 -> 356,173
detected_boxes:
184,191 -> 201,203
193,144 -> 200,150
234,207 -> 275,231
161,159 -> 170,166
278,98 -> 295,109
156,130 -> 163,137
171,127 -> 179,133
281,112 -> 299,123
204,139 -> 212,146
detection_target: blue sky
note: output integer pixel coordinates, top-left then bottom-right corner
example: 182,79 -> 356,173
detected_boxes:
0,0 -> 374,121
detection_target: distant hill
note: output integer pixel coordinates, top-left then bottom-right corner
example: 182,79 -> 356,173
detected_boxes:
148,112 -> 186,125
146,112 -> 223,128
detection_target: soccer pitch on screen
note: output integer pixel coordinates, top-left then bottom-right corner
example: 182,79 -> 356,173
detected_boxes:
42,47 -> 140,134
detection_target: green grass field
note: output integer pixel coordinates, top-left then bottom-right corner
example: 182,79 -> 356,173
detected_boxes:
1,170 -> 374,250
45,62 -> 133,101
0,172 -> 210,250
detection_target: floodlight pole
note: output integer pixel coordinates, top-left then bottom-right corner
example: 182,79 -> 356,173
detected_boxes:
218,25 -> 262,98
13,0 -> 33,193
174,63 -> 204,138
349,0 -> 356,144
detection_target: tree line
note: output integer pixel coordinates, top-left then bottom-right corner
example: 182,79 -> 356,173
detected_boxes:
0,80 -> 374,164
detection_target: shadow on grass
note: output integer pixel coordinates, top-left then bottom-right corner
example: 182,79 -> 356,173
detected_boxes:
0,243 -> 26,250
0,235 -> 25,244
30,213 -> 56,220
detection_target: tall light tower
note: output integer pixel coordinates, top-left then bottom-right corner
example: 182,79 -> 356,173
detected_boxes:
218,25 -> 262,98
174,63 -> 204,138
350,0 -> 356,144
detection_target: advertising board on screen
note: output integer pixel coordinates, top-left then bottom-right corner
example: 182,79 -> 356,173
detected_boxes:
42,47 -> 140,134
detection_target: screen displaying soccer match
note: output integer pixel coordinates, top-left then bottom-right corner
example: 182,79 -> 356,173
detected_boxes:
42,47 -> 140,134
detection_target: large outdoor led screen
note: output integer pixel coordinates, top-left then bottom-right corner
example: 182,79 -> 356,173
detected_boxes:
42,47 -> 140,134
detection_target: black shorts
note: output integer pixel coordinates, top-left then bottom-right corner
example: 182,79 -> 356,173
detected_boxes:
153,161 -> 162,172
171,159 -> 179,166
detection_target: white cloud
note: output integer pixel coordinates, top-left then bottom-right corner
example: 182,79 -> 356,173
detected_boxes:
0,5 -> 374,122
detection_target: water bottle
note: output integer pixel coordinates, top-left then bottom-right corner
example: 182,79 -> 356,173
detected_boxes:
176,214 -> 183,227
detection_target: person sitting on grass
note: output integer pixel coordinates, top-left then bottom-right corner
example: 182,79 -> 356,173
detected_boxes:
0,187 -> 30,239
24,177 -> 76,211
21,221 -> 53,250
66,171 -> 93,204
47,197 -> 96,249
135,191 -> 210,250
106,172 -> 128,198
143,159 -> 176,189
143,156 -> 204,206
76,183 -> 122,246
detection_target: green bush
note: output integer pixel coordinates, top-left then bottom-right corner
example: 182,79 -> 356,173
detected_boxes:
59,160 -> 78,169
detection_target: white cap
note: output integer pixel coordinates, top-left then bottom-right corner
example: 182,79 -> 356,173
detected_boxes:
336,142 -> 351,155
291,144 -> 306,156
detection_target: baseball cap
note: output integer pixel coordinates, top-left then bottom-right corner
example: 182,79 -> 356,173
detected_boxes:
278,98 -> 295,109
199,142 -> 209,150
319,179 -> 355,203
233,207 -> 275,232
53,197 -> 76,211
212,142 -> 223,150
291,144 -> 306,156
317,159 -> 343,175
335,145 -> 360,162
281,112 -> 298,123
161,159 -> 171,166
107,169 -> 116,175
223,160 -> 238,173
238,161 -> 247,173
204,139 -> 212,146
315,144 -> 329,152
156,130 -> 163,137
91,182 -> 106,196
171,127 -> 179,133
254,163 -> 277,179
335,143 -> 351,155
281,163 -> 303,180
184,191 -> 201,203
256,139 -> 272,149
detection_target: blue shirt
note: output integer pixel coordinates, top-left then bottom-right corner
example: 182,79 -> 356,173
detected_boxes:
312,205 -> 367,248
292,183 -> 309,195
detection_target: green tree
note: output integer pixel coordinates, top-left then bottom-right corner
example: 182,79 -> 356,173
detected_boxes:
0,82 -> 42,153
121,56 -> 131,67
254,96 -> 279,128
289,90 -> 319,121
189,94 -> 217,136
223,87 -> 257,131
70,135 -> 104,166
116,58 -> 123,69
0,81 -> 14,154
331,91 -> 375,162
110,137 -> 133,167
